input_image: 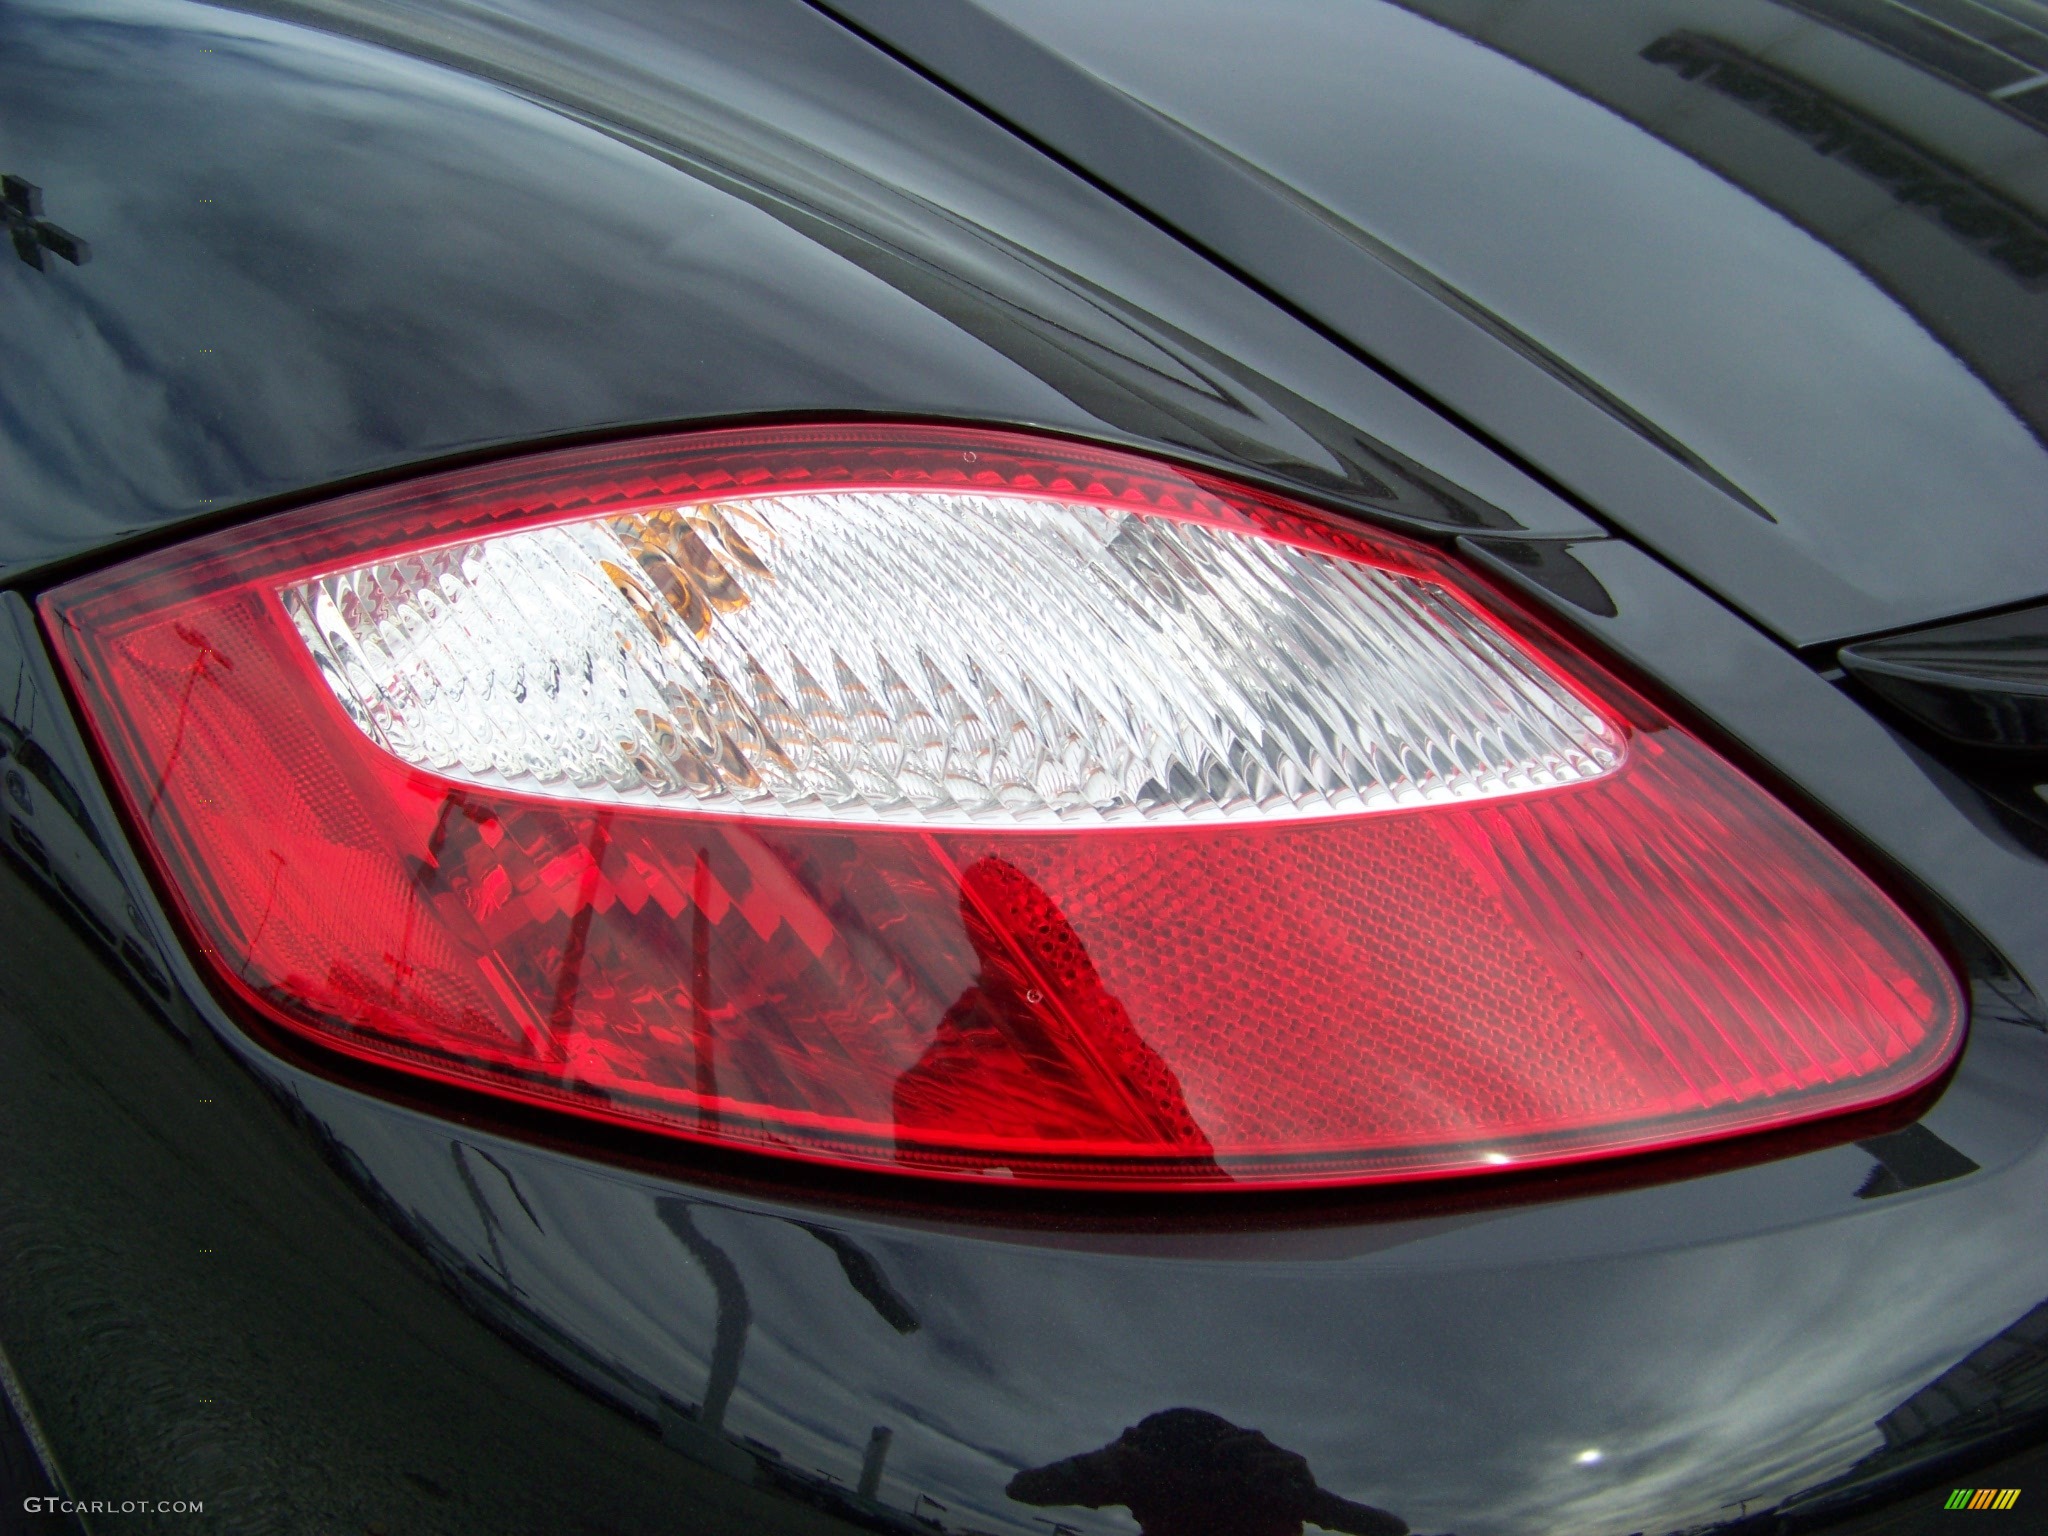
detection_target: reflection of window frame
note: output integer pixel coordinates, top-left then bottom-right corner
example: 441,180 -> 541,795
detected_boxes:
1644,30 -> 2048,286
1773,0 -> 2048,132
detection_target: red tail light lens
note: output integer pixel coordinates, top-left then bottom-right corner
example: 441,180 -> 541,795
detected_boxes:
42,425 -> 1962,1188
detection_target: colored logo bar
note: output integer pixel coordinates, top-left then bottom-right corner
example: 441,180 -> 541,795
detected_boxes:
1946,1488 -> 2022,1510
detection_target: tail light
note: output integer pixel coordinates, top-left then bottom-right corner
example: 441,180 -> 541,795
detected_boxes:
41,425 -> 1962,1189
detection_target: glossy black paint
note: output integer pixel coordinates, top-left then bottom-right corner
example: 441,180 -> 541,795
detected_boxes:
0,0 -> 1599,587
827,0 -> 2048,648
7,0 -> 2048,1532
1841,602 -> 2048,752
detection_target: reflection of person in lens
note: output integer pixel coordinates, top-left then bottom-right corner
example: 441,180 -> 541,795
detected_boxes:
1008,1409 -> 1406,1536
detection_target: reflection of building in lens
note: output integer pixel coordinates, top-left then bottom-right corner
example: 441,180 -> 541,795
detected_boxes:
893,856 -> 1217,1173
1009,1408 -> 1406,1536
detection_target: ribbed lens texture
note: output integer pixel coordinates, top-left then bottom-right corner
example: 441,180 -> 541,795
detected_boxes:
283,491 -> 1621,825
47,426 -> 1965,1188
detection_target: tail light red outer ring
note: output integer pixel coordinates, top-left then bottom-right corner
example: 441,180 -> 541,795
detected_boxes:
39,423 -> 1967,1190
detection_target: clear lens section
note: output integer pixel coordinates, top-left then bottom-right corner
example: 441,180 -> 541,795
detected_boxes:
283,491 -> 1622,825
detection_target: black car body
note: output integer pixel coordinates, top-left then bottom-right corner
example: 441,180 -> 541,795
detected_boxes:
5,1 -> 2048,1532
